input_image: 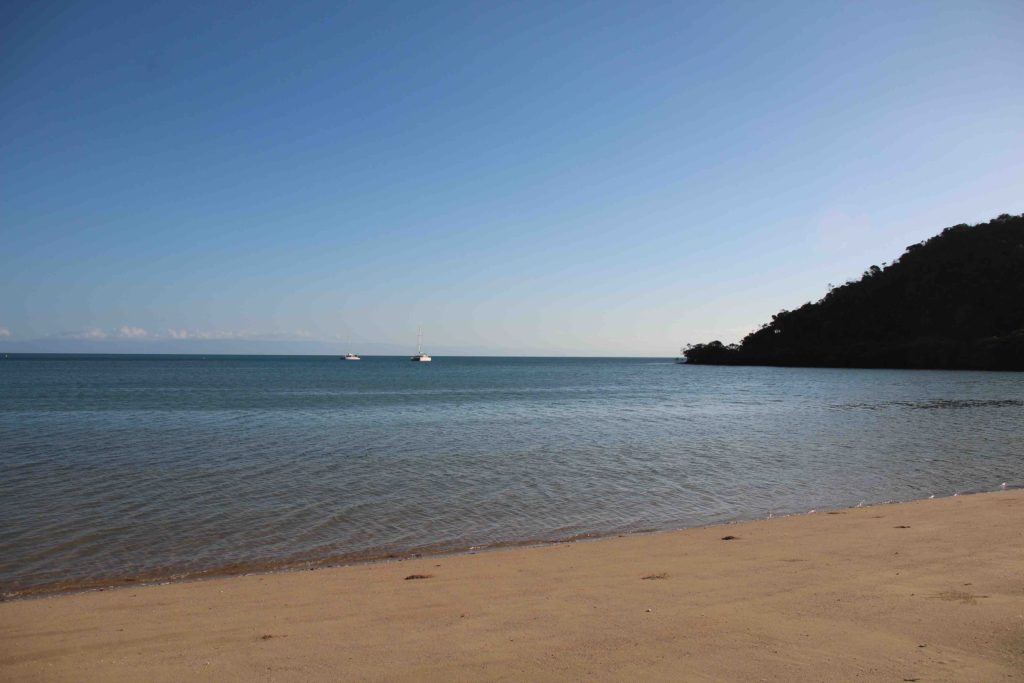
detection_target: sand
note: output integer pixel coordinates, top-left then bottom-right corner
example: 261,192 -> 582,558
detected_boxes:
2,490 -> 1023,682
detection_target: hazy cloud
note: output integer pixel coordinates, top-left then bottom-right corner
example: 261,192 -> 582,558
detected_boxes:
0,326 -> 11,338
117,326 -> 149,338
44,327 -> 323,343
165,329 -> 240,340
61,328 -> 109,340
165,328 -> 315,341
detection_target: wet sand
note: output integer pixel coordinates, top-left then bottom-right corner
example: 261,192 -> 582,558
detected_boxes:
2,490 -> 1023,682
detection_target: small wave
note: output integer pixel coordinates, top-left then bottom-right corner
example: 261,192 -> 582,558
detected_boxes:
835,398 -> 1023,411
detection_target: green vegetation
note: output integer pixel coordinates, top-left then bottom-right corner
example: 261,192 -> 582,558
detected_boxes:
684,214 -> 1024,370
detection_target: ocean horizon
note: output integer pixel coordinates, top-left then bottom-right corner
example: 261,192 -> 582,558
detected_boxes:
2,354 -> 1022,596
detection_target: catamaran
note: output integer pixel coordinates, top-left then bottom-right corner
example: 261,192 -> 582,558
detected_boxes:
410,327 -> 431,362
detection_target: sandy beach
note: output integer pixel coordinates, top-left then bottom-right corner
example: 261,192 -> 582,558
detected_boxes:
2,489 -> 1022,682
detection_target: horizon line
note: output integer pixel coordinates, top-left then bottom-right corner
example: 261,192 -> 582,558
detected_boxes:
0,351 -> 673,359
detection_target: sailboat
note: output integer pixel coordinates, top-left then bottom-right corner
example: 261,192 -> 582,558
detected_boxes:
410,327 -> 431,362
341,337 -> 360,360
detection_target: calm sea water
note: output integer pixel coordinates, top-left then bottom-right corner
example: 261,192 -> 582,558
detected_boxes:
1,354 -> 1022,595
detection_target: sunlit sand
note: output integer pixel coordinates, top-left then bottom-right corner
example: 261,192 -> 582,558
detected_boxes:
2,490 -> 1022,681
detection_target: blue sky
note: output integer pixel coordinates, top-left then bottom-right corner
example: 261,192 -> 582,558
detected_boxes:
2,0 -> 1022,355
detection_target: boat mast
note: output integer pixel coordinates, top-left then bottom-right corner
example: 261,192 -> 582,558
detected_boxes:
416,326 -> 423,355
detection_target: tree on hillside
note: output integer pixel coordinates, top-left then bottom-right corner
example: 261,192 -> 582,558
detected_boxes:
683,214 -> 1024,371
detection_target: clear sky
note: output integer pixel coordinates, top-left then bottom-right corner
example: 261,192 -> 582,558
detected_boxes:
2,1 -> 1022,355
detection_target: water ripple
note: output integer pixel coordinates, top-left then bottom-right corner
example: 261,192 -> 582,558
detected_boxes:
1,356 -> 1022,595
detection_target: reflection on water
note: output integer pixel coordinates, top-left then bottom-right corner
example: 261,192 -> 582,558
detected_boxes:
1,355 -> 1022,595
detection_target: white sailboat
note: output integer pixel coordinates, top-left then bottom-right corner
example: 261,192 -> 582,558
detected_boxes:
410,327 -> 431,362
341,337 -> 360,360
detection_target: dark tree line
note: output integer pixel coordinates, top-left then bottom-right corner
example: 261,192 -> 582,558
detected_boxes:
684,213 -> 1024,371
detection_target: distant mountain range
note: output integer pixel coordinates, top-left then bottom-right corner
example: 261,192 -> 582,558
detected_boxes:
684,213 -> 1024,371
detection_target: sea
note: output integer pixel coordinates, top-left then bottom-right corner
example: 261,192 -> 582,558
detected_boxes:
1,354 -> 1022,596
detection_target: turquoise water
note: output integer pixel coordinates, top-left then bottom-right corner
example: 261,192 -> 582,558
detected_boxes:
1,354 -> 1022,595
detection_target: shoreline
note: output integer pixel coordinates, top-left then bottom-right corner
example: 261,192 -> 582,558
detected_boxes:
5,485 -> 1014,602
3,489 -> 1023,680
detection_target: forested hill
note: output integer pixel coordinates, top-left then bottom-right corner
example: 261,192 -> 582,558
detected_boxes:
684,213 -> 1024,371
